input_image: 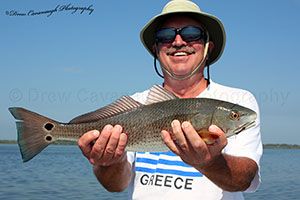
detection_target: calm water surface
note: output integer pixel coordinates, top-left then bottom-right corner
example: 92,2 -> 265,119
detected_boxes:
0,144 -> 299,200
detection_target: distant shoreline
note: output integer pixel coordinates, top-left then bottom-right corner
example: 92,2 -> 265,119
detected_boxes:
0,140 -> 77,145
1,140 -> 300,149
263,144 -> 300,149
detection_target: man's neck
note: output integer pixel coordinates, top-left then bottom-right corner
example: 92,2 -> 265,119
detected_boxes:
164,75 -> 208,98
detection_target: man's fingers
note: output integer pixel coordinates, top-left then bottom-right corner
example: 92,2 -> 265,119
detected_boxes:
90,125 -> 113,164
208,125 -> 226,141
115,133 -> 127,157
171,120 -> 190,151
78,130 -> 100,157
208,125 -> 227,146
161,130 -> 180,155
103,125 -> 122,159
181,121 -> 206,150
208,125 -> 223,135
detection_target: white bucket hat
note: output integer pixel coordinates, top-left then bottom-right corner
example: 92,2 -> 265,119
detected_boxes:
140,0 -> 226,65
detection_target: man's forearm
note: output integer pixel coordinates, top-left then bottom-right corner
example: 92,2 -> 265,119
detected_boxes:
196,154 -> 258,192
93,158 -> 132,192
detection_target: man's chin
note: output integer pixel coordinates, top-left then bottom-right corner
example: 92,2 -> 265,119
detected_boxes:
170,71 -> 192,78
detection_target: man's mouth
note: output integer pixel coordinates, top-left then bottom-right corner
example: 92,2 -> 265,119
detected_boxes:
172,52 -> 190,56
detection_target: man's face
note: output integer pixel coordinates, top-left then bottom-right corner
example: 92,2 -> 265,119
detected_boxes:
155,15 -> 207,79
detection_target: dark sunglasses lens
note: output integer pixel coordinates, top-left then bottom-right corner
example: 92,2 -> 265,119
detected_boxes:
155,29 -> 175,43
181,27 -> 202,42
156,27 -> 204,43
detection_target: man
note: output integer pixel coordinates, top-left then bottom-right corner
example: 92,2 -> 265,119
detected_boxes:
78,0 -> 262,199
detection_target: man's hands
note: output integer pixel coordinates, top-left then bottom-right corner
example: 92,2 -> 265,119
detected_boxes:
78,125 -> 132,192
78,121 -> 226,169
78,124 -> 128,167
78,121 -> 257,192
161,120 -> 258,191
161,120 -> 228,169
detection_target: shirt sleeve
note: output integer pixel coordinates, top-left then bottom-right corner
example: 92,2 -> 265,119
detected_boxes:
127,151 -> 136,166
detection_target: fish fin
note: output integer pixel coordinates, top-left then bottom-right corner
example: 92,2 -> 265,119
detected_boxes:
145,84 -> 179,105
69,96 -> 142,124
198,130 -> 220,144
8,107 -> 58,162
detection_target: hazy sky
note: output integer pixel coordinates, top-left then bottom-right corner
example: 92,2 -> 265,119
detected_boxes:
1,0 -> 299,144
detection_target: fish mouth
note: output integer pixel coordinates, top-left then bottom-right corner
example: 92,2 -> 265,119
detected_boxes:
233,121 -> 256,135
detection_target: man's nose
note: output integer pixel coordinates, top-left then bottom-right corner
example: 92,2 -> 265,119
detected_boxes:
172,34 -> 187,47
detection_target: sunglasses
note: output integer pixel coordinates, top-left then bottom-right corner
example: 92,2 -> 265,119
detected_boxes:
155,26 -> 207,44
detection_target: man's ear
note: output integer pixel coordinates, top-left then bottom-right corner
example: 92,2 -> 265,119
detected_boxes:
152,44 -> 157,55
208,41 -> 214,55
206,41 -> 214,62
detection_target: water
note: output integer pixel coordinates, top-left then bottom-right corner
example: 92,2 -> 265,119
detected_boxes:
244,149 -> 300,200
0,145 -> 300,200
0,144 -> 127,200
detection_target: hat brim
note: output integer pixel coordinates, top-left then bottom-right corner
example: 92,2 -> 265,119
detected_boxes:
140,11 -> 226,65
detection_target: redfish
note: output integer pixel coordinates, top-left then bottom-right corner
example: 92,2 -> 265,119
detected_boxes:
9,85 -> 256,162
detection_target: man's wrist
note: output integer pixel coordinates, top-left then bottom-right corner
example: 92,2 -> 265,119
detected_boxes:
195,153 -> 226,172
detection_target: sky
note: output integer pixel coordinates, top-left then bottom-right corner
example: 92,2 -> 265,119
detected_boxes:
1,0 -> 299,144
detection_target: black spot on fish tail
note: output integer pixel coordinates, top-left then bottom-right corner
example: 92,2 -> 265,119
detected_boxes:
44,123 -> 54,131
45,135 -> 53,142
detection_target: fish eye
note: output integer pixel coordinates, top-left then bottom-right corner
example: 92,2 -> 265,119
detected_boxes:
230,111 -> 239,120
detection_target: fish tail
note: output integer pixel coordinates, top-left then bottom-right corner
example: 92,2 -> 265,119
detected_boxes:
8,107 -> 59,162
